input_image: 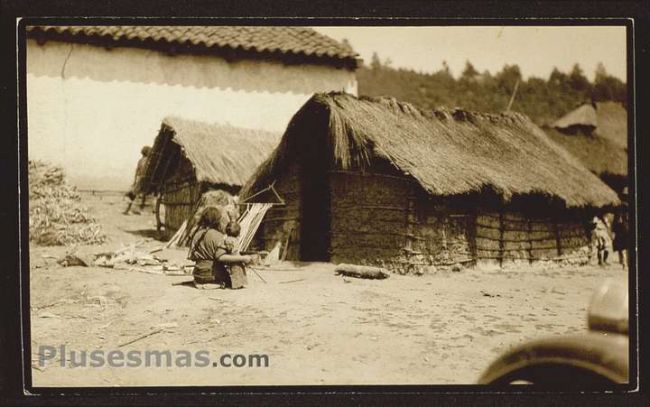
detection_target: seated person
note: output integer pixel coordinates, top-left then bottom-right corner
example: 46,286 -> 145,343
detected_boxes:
188,208 -> 252,289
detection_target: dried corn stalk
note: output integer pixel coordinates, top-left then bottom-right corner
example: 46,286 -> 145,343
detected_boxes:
28,161 -> 106,246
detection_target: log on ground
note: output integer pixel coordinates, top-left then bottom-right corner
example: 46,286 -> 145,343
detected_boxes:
334,264 -> 390,280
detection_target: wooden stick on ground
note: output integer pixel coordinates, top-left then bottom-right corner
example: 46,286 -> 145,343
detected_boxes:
280,226 -> 293,261
118,328 -> 164,348
249,267 -> 267,283
278,278 -> 305,284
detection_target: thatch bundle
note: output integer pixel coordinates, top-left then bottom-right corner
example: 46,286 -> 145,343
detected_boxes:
29,161 -> 106,246
242,92 -> 619,209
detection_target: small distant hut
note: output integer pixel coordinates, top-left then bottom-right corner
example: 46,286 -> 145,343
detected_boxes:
241,93 -> 620,272
546,101 -> 628,194
140,117 -> 279,236
551,102 -> 599,135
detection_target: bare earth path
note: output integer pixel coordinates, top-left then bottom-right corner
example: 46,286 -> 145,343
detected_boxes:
28,192 -> 626,386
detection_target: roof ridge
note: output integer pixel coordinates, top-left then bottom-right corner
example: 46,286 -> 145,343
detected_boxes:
26,25 -> 359,67
323,92 -> 534,126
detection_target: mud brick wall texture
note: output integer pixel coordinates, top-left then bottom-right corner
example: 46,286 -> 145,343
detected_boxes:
255,167 -> 592,273
329,171 -> 410,268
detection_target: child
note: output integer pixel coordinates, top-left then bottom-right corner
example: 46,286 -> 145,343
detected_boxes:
188,210 -> 251,289
224,220 -> 241,254
223,220 -> 248,289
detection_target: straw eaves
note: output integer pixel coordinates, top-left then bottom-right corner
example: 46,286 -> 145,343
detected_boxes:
242,92 -> 619,208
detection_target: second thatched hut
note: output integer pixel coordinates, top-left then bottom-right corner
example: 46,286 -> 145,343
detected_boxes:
140,117 -> 279,237
545,101 -> 628,195
241,92 -> 620,272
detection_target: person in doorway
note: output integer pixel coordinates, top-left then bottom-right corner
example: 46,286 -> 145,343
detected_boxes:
123,145 -> 151,215
188,208 -> 252,289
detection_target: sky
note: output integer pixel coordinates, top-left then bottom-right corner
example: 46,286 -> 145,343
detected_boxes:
313,26 -> 627,81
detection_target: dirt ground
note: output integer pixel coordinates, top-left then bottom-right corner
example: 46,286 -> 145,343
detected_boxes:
28,192 -> 627,386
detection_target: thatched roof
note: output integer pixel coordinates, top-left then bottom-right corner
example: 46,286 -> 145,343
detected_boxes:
141,117 -> 280,193
545,127 -> 627,177
546,101 -> 627,178
553,103 -> 598,130
593,101 -> 627,149
242,92 -> 619,208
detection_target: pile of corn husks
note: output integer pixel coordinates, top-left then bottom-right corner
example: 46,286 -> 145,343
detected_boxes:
29,160 -> 106,246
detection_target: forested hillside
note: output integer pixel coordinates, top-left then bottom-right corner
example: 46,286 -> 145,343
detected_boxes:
357,54 -> 626,126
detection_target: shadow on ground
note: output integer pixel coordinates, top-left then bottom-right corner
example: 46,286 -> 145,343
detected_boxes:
123,228 -> 164,241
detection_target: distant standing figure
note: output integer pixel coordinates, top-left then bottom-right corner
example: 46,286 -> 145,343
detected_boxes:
591,215 -> 611,266
612,205 -> 629,270
123,145 -> 151,215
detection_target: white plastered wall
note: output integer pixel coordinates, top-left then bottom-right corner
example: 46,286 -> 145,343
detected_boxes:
26,39 -> 357,190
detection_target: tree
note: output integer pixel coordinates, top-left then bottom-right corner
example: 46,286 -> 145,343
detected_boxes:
355,59 -> 624,126
442,60 -> 451,76
370,52 -> 382,70
568,63 -> 591,94
433,60 -> 454,85
593,63 -> 613,100
549,67 -> 569,89
595,62 -> 607,80
461,61 -> 479,81
593,62 -> 626,104
495,64 -> 522,94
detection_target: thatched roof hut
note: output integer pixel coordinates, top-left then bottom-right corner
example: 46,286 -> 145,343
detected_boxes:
552,103 -> 598,132
141,117 -> 279,235
242,93 -> 620,271
243,93 -> 619,209
142,117 -> 279,194
546,101 -> 628,193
